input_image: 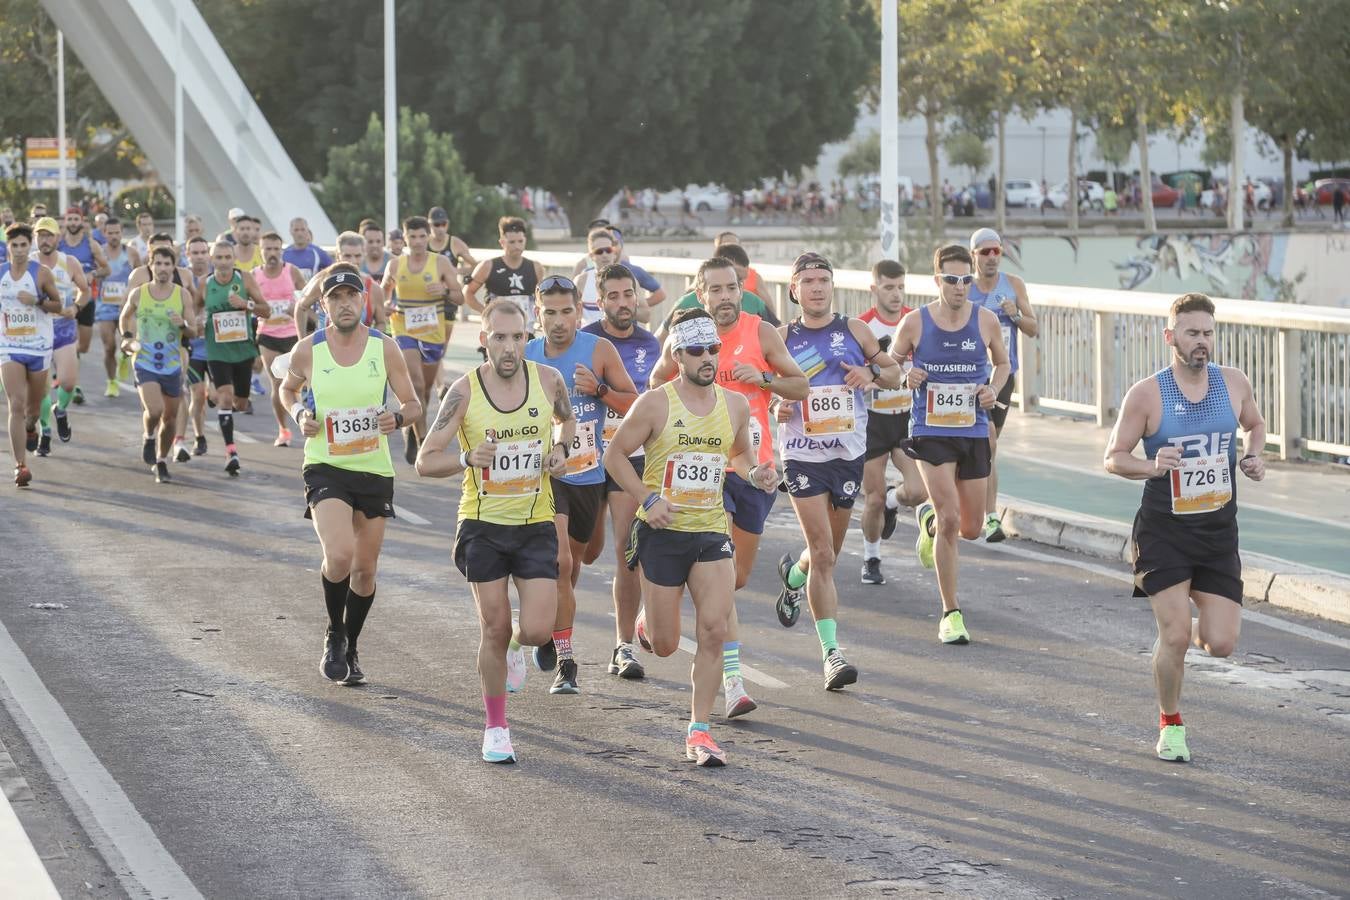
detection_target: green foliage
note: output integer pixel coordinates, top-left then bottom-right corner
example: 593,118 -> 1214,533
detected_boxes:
943,131 -> 990,181
317,110 -> 521,245
838,132 -> 881,179
1095,123 -> 1134,169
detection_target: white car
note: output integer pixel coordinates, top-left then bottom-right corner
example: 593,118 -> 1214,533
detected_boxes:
1004,178 -> 1044,208
1046,179 -> 1105,211
654,184 -> 729,212
1200,180 -> 1272,211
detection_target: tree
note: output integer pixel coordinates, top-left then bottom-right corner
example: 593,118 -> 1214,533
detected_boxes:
318,109 -> 521,245
838,132 -> 881,180
943,131 -> 990,183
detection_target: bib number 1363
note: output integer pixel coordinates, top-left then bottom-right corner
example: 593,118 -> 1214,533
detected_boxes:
326,406 -> 381,456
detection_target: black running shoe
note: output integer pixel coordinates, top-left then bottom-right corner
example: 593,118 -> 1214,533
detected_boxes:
608,644 -> 645,680
175,444 -> 191,463
142,437 -> 156,465
824,649 -> 859,691
344,649 -> 366,685
775,553 -> 802,628
861,557 -> 885,585
881,499 -> 898,540
36,431 -> 51,457
403,428 -> 419,465
533,639 -> 557,672
321,627 -> 349,682
25,427 -> 38,453
155,461 -> 171,483
54,410 -> 71,442
193,435 -> 208,456
225,453 -> 240,476
71,386 -> 85,405
550,659 -> 580,694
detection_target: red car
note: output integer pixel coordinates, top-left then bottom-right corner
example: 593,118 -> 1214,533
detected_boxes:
1151,178 -> 1179,208
1314,178 -> 1350,206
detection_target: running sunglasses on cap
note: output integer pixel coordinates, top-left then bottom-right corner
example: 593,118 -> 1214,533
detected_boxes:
939,274 -> 975,286
680,343 -> 722,357
538,274 -> 576,292
976,246 -> 1002,257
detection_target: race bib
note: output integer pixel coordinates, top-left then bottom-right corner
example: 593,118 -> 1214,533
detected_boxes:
325,406 -> 381,456
661,451 -> 725,509
101,282 -> 126,302
871,387 -> 912,414
554,419 -> 598,476
1002,323 -> 1015,357
3,306 -> 39,337
802,383 -> 855,435
213,310 -> 249,342
925,382 -> 978,428
403,303 -> 441,339
1170,455 -> 1231,515
266,298 -> 293,325
480,438 -> 543,496
748,413 -> 764,453
602,405 -> 623,444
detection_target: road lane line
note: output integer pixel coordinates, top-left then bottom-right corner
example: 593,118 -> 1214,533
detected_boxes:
675,636 -> 789,689
0,782 -> 60,899
0,621 -> 204,900
393,504 -> 430,525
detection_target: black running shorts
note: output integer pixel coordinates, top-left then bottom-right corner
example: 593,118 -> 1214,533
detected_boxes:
1131,510 -> 1243,604
904,436 -> 991,480
303,463 -> 395,520
454,519 -> 559,582
625,519 -> 733,588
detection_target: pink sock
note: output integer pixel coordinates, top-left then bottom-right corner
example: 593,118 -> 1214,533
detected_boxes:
225,443 -> 238,454
484,694 -> 507,729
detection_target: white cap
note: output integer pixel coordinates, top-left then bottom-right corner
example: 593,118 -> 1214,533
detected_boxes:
969,227 -> 1001,249
227,207 -> 246,222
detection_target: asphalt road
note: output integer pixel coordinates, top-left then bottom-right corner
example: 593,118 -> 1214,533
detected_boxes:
1,363 -> 1348,899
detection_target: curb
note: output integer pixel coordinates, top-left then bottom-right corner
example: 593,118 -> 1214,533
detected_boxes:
998,498 -> 1350,626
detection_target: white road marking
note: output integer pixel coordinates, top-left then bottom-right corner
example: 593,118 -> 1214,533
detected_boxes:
675,636 -> 789,690
0,621 -> 203,900
0,783 -> 60,899
393,504 -> 430,525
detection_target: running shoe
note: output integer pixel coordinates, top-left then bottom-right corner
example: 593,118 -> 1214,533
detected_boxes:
938,610 -> 971,645
482,726 -> 516,764
174,442 -> 191,463
154,461 -> 171,484
550,659 -> 580,694
915,502 -> 936,569
881,490 -> 899,539
117,354 -> 131,382
14,465 -> 32,488
984,513 -> 1006,543
823,649 -> 859,691
775,553 -> 802,628
36,430 -> 51,457
193,435 -> 208,456
635,611 -> 653,652
344,650 -> 366,685
24,426 -> 37,453
685,730 -> 727,767
1156,724 -> 1190,762
861,557 -> 885,585
723,675 -> 757,718
71,386 -> 84,405
403,428 -> 419,465
225,453 -> 241,477
54,410 -> 71,442
320,627 -> 349,682
104,380 -> 119,398
274,428 -> 292,448
142,437 -> 156,466
250,375 -> 265,396
608,644 -> 645,679
532,638 -> 557,672
506,644 -> 527,693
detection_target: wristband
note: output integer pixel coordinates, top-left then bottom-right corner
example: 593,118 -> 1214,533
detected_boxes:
459,449 -> 471,470
290,402 -> 309,425
393,411 -> 405,429
1242,453 -> 1256,460
642,492 -> 662,511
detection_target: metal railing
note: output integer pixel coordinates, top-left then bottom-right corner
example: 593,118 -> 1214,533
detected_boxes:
476,248 -> 1350,460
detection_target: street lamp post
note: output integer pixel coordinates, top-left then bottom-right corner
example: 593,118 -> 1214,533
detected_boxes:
878,0 -> 899,260
384,0 -> 397,233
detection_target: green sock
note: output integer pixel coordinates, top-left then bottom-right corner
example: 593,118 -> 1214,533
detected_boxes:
55,386 -> 74,411
722,642 -> 741,681
38,394 -> 52,429
787,562 -> 807,590
815,618 -> 838,659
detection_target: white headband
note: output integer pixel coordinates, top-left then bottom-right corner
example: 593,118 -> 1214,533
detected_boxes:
671,317 -> 719,350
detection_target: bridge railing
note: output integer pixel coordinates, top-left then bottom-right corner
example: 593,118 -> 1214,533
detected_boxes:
475,248 -> 1350,460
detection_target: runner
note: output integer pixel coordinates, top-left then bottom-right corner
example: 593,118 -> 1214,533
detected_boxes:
119,246 -> 194,483
58,206 -> 109,386
178,236 -> 214,458
1104,292 -> 1266,763
203,239 -> 270,476
125,233 -> 198,459
33,217 -> 91,455
294,232 -> 389,335
889,244 -> 1009,645
0,224 -> 62,487
773,252 -> 901,689
387,228 -> 405,259
93,217 -> 140,398
580,263 -> 662,681
128,211 -> 155,261
968,228 -> 1037,542
252,231 -> 307,446
381,215 -> 463,464
463,216 -> 544,334
655,244 -> 780,342
857,259 -> 926,584
280,265 -> 421,687
416,298 -> 573,763
359,220 -> 391,281
574,228 -> 620,325
427,206 -> 476,341
524,275 -> 638,694
606,307 -> 778,766
283,217 -> 333,282
231,214 -> 265,271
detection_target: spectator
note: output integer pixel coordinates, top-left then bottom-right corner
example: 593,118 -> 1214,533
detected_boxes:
1334,184 -> 1346,224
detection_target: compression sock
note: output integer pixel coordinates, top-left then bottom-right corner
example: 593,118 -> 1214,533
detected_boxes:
1160,712 -> 1183,728
862,538 -> 880,558
344,588 -> 375,651
786,562 -> 807,590
722,642 -> 741,682
552,628 -> 574,661
484,694 -> 507,729
687,721 -> 710,737
39,394 -> 52,429
815,618 -> 839,659
217,411 -> 234,445
321,573 -> 350,631
55,386 -> 74,411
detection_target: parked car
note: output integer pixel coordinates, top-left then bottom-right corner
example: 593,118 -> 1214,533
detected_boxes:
1200,180 -> 1272,211
1004,178 -> 1044,208
1314,178 -> 1350,206
655,184 -> 729,212
1151,178 -> 1179,208
1046,179 -> 1104,210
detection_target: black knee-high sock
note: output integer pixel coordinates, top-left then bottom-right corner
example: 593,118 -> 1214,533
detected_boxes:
345,588 -> 375,651
218,411 -> 234,445
322,574 -> 349,632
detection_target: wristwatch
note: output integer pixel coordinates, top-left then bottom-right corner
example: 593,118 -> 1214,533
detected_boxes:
393,411 -> 405,429
761,371 -> 774,386
867,362 -> 882,378
596,383 -> 610,398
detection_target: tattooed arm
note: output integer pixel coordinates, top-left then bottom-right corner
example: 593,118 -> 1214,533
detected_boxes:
414,376 -> 473,477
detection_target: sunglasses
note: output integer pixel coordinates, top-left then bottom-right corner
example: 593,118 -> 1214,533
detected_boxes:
680,344 -> 722,357
939,274 -> 975,286
538,274 -> 576,292
591,246 -> 615,256
977,246 -> 1002,257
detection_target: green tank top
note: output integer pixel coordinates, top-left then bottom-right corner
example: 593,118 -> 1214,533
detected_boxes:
204,270 -> 258,362
303,328 -> 394,476
135,283 -> 184,374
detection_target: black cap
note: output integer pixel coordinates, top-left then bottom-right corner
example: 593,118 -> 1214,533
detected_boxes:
322,270 -> 364,296
791,251 -> 833,276
428,206 -> 449,223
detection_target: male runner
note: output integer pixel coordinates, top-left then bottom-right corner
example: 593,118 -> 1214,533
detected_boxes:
294,233 -> 388,334
968,228 -> 1037,542
857,259 -> 926,584
178,236 -> 214,457
607,308 -> 778,766
120,247 -> 194,483
253,231 -> 307,446
525,275 -> 637,694
59,206 -> 109,377
203,239 -> 269,475
427,206 -> 475,340
33,218 -> 91,455
773,252 -> 901,689
381,216 -> 463,463
283,217 -> 333,281
387,228 -> 405,259
0,225 -> 62,486
416,298 -> 572,763
1104,292 -> 1265,763
649,255 -> 807,716
463,216 -> 544,333
574,228 -> 621,325
129,211 -> 154,262
93,217 -> 140,397
655,244 -> 779,341
714,231 -> 768,303
231,215 -> 264,271
281,265 -> 421,687
890,244 -> 1009,645
359,220 -> 391,281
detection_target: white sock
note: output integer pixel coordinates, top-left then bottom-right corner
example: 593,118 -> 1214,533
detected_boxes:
885,487 -> 900,510
863,539 -> 880,559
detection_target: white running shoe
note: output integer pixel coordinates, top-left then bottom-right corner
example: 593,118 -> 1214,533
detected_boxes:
506,644 -> 527,693
481,726 -> 516,764
724,675 -> 758,719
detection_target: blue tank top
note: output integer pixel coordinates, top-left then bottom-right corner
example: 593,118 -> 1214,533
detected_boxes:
101,248 -> 133,306
1141,364 -> 1239,526
779,314 -> 868,463
910,305 -> 990,438
968,272 -> 1019,373
525,330 -> 607,485
58,232 -> 96,274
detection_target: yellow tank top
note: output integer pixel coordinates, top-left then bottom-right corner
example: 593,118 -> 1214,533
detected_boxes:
638,382 -> 734,534
457,360 -> 554,525
390,254 -> 446,344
